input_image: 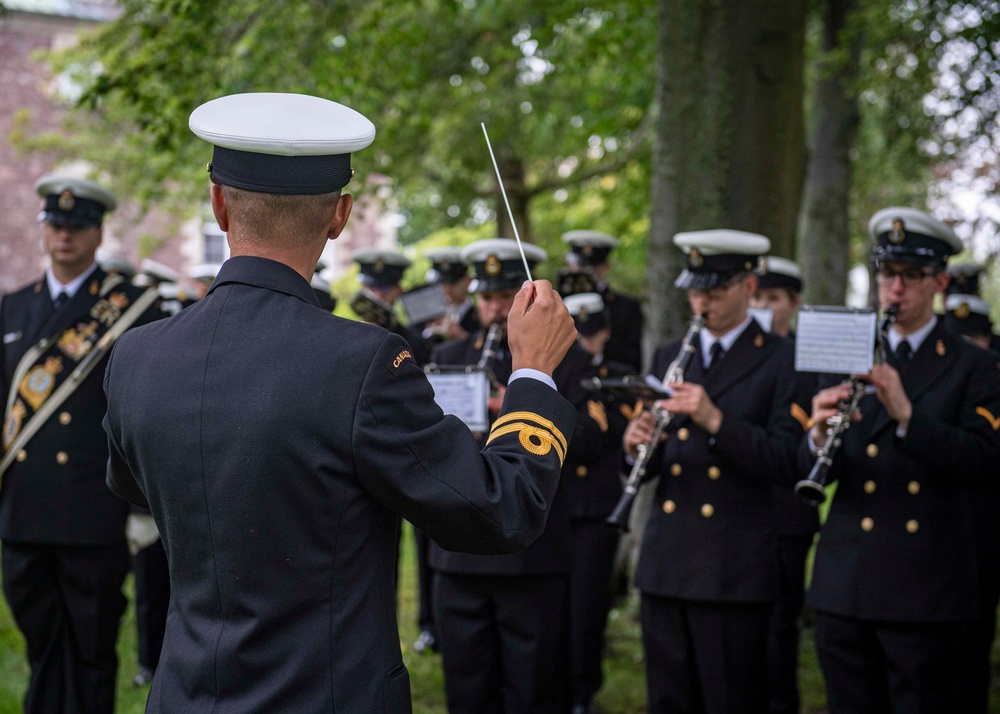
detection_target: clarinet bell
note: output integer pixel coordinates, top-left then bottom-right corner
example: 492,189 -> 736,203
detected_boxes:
794,477 -> 827,507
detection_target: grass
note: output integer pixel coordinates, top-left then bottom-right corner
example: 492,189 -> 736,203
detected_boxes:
1,525 -> 997,713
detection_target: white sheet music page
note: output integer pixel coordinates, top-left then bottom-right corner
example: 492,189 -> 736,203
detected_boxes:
426,371 -> 490,432
795,307 -> 877,375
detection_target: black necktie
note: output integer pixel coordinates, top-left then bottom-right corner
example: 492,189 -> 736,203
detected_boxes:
53,291 -> 69,310
894,340 -> 913,369
706,342 -> 725,372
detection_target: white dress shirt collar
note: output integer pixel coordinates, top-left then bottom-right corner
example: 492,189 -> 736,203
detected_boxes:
699,314 -> 753,369
46,262 -> 98,302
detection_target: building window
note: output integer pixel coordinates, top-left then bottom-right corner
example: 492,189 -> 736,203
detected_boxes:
204,223 -> 227,263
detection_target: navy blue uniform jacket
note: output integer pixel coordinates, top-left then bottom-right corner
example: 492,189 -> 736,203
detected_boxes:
103,257 -> 577,713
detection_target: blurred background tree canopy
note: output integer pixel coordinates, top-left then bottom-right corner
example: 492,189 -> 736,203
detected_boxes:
17,0 -> 1000,346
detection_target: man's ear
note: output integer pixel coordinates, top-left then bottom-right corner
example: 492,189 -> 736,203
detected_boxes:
327,194 -> 354,240
935,270 -> 950,295
210,184 -> 229,232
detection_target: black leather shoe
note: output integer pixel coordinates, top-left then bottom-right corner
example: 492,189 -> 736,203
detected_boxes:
413,629 -> 439,654
133,666 -> 154,687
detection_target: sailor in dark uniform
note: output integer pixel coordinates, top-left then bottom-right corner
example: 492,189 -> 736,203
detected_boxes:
623,230 -> 806,714
429,238 -> 600,714
943,292 -> 1000,714
422,246 -> 479,343
750,256 -> 819,714
805,207 -> 1000,713
350,248 -> 429,364
562,230 -> 644,372
561,292 -> 630,714
102,92 -> 580,714
1,175 -> 162,714
947,262 -> 1000,355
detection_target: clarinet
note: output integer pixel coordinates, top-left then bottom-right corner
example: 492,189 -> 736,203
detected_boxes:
794,304 -> 899,506
606,314 -> 706,531
473,323 -> 504,388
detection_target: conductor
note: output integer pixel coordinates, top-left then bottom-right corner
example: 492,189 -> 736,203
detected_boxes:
102,92 -> 578,713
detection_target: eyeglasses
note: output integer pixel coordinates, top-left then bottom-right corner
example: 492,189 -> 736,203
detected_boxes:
875,266 -> 937,288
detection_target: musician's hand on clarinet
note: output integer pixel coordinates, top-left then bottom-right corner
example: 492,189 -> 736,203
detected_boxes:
623,411 -> 659,459
508,280 -> 576,376
869,363 -> 912,429
809,382 -> 857,447
658,383 -> 723,435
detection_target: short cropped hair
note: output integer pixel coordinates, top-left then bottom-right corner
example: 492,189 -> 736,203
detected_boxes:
222,186 -> 341,249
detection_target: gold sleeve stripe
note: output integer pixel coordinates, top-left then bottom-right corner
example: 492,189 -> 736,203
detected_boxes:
486,422 -> 567,465
490,411 -> 568,454
587,401 -> 608,432
976,406 -> 1000,431
790,403 -> 812,431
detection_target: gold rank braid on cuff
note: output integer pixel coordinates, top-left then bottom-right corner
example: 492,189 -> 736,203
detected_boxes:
487,411 -> 568,465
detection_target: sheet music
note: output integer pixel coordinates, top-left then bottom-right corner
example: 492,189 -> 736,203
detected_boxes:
400,285 -> 448,325
426,371 -> 490,432
795,307 -> 877,374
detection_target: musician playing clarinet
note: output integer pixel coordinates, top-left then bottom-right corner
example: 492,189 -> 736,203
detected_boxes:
804,208 -> 1000,713
429,239 -> 601,714
622,230 -> 805,714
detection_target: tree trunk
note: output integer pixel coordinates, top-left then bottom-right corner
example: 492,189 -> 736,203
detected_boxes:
647,0 -> 807,350
629,0 -> 807,579
493,156 -> 533,244
798,0 -> 861,305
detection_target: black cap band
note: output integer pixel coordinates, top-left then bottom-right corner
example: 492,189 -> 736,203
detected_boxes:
40,194 -> 106,228
757,272 -> 802,293
873,230 -> 954,267
472,258 -> 533,292
210,146 -> 353,195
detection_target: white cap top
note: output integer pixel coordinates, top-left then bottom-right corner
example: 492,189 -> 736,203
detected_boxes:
140,258 -> 181,283
352,249 -> 412,268
189,93 -> 375,156
35,175 -> 117,211
561,230 -> 619,248
762,256 -> 801,279
461,238 -> 547,264
189,263 -> 222,281
97,252 -> 136,277
946,293 -> 991,317
868,207 -> 962,252
673,229 -> 770,256
563,292 -> 605,317
423,247 -> 464,263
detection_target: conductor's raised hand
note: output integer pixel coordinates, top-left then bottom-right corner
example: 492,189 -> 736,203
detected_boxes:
508,280 -> 577,376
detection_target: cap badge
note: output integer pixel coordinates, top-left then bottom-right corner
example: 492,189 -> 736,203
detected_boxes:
582,244 -> 593,257
374,258 -> 384,273
956,302 -> 970,319
889,219 -> 906,245
689,249 -> 703,268
57,190 -> 75,211
957,274 -> 968,286
578,308 -> 589,322
485,255 -> 501,276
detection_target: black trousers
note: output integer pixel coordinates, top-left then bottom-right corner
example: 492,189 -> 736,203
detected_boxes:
132,539 -> 170,671
640,593 -> 771,714
1,541 -> 129,714
814,610 -> 967,714
568,518 -> 619,706
766,535 -> 812,714
414,526 -> 436,634
959,552 -> 1000,714
435,572 -> 568,714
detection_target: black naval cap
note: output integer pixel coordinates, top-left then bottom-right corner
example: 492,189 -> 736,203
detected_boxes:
353,249 -> 411,288
757,256 -> 803,294
189,93 -> 376,195
869,207 -> 962,268
945,294 -> 992,336
555,268 -> 599,298
564,292 -> 609,337
562,230 -> 619,268
673,230 -> 770,290
946,263 -> 985,296
36,175 -> 116,229
423,247 -> 470,284
461,239 -> 547,293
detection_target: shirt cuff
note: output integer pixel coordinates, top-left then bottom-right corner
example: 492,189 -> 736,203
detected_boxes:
508,368 -> 557,391
807,430 -> 823,455
895,424 -> 907,439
